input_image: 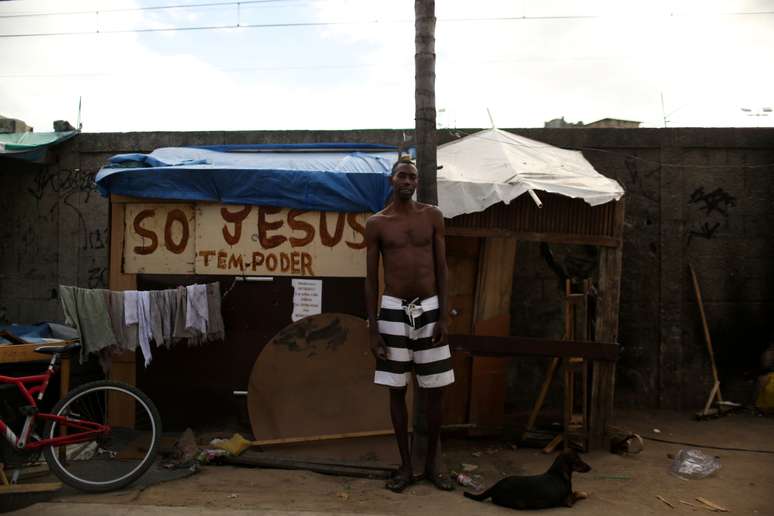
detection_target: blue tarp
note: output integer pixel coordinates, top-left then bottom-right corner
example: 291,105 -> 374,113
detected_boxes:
0,323 -> 51,344
96,144 -> 405,213
0,322 -> 79,345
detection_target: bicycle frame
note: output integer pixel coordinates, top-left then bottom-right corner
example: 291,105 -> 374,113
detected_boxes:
0,352 -> 108,451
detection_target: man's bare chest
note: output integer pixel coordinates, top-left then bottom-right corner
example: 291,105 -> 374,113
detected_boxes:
380,222 -> 433,250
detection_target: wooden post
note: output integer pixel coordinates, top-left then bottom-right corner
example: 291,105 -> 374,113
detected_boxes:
59,357 -> 70,398
589,201 -> 624,449
108,199 -> 138,427
469,237 -> 517,428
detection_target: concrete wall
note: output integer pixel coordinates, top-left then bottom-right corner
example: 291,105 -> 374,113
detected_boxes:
1,127 -> 772,410
508,128 -> 774,411
0,116 -> 33,133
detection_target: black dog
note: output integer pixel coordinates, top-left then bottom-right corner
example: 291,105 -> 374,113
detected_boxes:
464,449 -> 591,510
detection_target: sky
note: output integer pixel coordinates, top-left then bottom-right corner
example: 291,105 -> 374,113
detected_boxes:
1,0 -> 773,132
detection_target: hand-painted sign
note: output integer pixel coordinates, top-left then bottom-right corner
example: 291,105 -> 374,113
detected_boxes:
124,204 -> 196,274
124,203 -> 368,277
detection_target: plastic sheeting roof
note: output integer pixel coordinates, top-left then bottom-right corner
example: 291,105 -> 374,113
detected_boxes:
0,130 -> 79,162
437,128 -> 624,218
95,144 -> 399,213
96,132 -> 624,217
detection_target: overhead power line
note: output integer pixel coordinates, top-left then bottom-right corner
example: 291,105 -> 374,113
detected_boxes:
0,19 -> 375,38
1,0 -> 774,20
0,0 -> 303,18
1,10 -> 774,38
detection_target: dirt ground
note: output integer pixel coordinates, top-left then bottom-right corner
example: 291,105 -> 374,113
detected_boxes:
8,410 -> 774,515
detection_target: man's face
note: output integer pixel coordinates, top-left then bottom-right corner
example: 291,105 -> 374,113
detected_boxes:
392,163 -> 418,201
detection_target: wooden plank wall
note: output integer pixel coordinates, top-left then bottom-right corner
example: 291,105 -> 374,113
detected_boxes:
469,237 -> 517,427
442,237 -> 480,424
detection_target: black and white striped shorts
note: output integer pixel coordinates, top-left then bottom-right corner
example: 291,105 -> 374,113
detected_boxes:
373,294 -> 455,389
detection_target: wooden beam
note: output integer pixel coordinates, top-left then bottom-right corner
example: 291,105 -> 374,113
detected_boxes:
526,357 -> 560,431
108,200 -> 138,292
59,356 -> 70,397
448,335 -> 618,361
250,429 -> 396,447
0,343 -> 49,364
108,200 -> 138,427
224,453 -> 392,480
445,227 -> 621,248
0,482 -> 62,494
589,204 -> 624,449
110,194 -> 185,204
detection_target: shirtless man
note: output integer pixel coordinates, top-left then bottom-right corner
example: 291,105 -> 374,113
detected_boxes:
364,155 -> 455,493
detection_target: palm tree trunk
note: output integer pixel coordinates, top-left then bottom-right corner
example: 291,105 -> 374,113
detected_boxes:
415,0 -> 437,205
411,0 -> 441,478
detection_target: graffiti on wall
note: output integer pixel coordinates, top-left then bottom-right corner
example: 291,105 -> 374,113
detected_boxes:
27,167 -> 95,204
87,258 -> 107,289
23,166 -> 108,288
624,156 -> 659,202
687,186 -> 736,244
83,227 -> 107,251
26,166 -> 104,251
689,187 -> 736,217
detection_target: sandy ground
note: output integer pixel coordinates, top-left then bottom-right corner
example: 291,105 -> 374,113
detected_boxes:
6,410 -> 774,515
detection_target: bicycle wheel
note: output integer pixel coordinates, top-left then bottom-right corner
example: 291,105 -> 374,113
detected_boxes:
42,380 -> 162,492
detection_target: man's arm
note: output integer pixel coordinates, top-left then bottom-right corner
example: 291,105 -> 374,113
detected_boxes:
431,207 -> 449,344
364,216 -> 386,359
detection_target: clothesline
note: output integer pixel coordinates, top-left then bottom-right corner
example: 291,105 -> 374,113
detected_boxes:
59,283 -> 225,368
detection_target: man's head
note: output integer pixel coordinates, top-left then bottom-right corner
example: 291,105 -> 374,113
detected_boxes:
391,155 -> 417,201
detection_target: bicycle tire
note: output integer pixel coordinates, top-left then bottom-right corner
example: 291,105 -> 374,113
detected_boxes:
42,380 -> 162,493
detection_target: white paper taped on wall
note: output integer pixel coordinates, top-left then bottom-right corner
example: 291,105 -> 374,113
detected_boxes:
291,279 -> 323,322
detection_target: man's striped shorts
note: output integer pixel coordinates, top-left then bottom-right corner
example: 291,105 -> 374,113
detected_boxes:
373,294 -> 455,389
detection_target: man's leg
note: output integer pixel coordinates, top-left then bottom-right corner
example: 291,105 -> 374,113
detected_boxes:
387,386 -> 412,492
424,387 -> 453,490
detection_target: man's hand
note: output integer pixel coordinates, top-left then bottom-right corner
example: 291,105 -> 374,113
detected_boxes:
370,331 -> 387,360
432,320 -> 448,345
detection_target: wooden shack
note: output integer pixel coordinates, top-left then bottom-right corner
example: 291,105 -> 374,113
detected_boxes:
442,192 -> 623,449
103,138 -> 624,450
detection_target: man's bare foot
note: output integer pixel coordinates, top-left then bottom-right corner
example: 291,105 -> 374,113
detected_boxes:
426,469 -> 454,491
573,490 -> 589,500
386,468 -> 413,493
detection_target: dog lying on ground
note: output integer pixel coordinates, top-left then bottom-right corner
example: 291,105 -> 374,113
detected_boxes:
464,449 -> 591,510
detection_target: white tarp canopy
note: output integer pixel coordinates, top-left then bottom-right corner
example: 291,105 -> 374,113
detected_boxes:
436,128 -> 625,218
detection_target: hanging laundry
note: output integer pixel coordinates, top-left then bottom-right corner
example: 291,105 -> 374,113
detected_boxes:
124,290 -> 139,325
107,290 -> 137,352
59,286 -> 118,363
161,288 -> 177,346
58,282 -> 226,363
137,291 -> 153,367
123,290 -> 152,366
185,283 -> 209,337
173,286 -> 194,343
149,290 -> 164,348
206,282 -> 225,342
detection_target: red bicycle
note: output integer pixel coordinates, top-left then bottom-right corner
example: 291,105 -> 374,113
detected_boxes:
0,341 -> 161,492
